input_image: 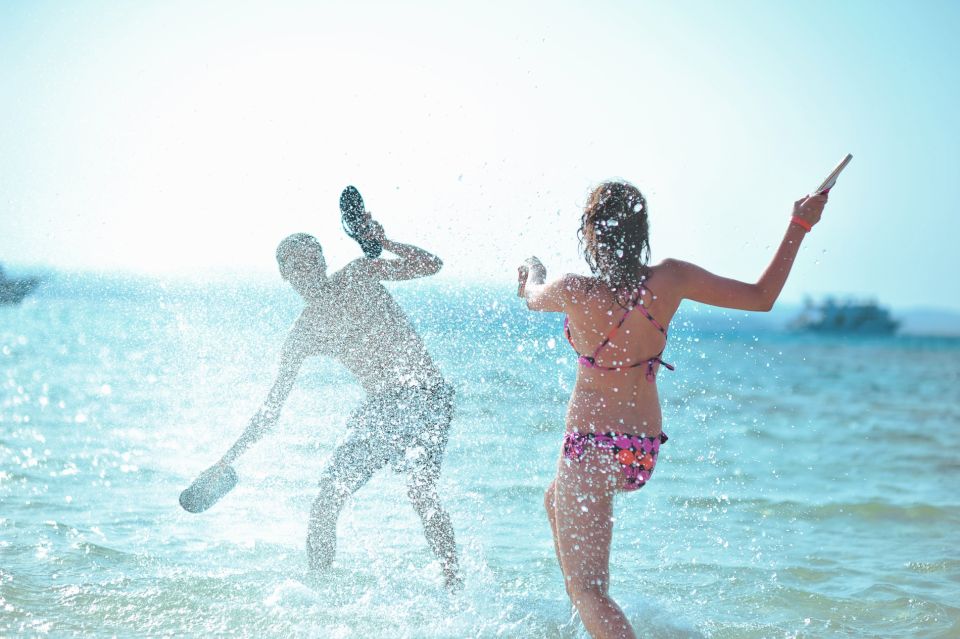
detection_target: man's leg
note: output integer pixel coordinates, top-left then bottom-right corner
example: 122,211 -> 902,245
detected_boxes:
405,384 -> 460,590
406,459 -> 461,590
307,416 -> 389,571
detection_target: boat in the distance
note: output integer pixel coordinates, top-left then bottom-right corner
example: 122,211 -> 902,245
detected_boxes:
0,265 -> 40,305
791,297 -> 900,335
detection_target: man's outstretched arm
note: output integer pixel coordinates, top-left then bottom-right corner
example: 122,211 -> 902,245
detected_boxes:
359,220 -> 442,281
219,343 -> 303,465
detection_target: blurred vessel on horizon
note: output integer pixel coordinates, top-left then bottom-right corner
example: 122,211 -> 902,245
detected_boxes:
791,296 -> 900,335
0,264 -> 39,305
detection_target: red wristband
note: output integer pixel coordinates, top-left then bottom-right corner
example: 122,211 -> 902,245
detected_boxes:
791,216 -> 813,233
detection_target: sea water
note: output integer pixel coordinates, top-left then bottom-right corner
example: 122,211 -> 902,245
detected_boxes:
1,276 -> 958,638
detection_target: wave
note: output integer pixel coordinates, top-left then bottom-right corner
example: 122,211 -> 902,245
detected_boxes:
803,501 -> 958,522
665,495 -> 959,523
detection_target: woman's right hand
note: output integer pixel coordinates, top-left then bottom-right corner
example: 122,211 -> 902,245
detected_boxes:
793,193 -> 829,228
517,265 -> 529,298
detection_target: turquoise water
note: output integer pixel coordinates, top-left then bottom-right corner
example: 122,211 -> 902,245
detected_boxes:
2,276 -> 958,638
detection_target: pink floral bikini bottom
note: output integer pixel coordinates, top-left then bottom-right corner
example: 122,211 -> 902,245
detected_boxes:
562,430 -> 668,491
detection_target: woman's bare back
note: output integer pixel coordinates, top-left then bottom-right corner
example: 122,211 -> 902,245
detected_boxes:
563,263 -> 684,435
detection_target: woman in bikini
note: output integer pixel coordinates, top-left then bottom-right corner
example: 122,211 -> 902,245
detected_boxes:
519,181 -> 828,639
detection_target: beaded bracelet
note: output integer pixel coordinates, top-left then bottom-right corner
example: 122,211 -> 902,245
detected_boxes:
791,216 -> 813,232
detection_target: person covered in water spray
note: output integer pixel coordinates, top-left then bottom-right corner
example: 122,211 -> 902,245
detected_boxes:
519,181 -> 828,638
215,213 -> 461,590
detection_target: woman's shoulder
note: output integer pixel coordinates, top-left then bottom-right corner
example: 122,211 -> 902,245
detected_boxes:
643,259 -> 694,306
648,258 -> 683,272
559,273 -> 601,301
646,259 -> 688,285
561,273 -> 594,288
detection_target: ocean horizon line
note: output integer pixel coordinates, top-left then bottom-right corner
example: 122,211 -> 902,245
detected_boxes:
5,266 -> 960,338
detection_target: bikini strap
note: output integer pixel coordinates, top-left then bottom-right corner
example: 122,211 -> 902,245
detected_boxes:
563,316 -> 578,353
637,286 -> 667,335
565,286 -> 674,374
644,349 -> 676,383
589,287 -> 645,359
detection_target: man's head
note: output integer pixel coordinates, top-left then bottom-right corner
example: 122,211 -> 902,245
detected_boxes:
276,233 -> 327,299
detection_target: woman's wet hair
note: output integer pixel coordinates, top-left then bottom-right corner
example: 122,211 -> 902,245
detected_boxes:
578,181 -> 651,299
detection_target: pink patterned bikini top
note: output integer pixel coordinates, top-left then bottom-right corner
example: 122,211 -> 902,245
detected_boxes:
563,284 -> 675,383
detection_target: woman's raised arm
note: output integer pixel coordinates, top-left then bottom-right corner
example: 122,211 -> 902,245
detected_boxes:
671,193 -> 828,312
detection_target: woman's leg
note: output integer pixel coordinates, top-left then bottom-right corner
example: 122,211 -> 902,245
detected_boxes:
545,480 -> 563,570
547,476 -> 581,629
554,447 -> 635,639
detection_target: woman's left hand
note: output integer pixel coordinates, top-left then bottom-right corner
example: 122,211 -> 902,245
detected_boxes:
521,256 -> 547,282
793,194 -> 828,229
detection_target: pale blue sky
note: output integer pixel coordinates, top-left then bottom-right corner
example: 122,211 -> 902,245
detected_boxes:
2,0 -> 958,309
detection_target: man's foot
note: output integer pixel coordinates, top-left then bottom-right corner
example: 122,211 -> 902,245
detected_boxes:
443,564 -> 463,593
